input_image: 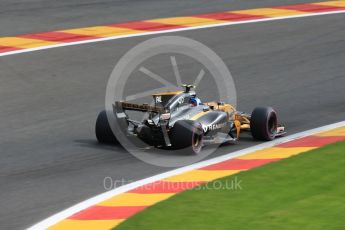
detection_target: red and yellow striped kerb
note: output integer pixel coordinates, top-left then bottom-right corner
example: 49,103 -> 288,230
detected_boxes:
1,0 -> 345,55
49,125 -> 345,230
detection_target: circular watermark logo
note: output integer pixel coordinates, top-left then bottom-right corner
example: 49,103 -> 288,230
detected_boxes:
105,36 -> 236,167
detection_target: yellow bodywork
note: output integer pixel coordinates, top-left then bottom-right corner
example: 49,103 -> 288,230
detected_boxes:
152,91 -> 183,96
205,101 -> 251,139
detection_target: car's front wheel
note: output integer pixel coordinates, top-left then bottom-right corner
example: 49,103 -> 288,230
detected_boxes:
250,107 -> 277,141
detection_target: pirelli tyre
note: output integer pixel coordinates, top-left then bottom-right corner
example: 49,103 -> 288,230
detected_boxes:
95,110 -> 119,144
250,107 -> 277,141
170,120 -> 204,154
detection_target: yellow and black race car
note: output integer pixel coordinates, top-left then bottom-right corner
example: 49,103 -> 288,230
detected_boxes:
96,85 -> 285,154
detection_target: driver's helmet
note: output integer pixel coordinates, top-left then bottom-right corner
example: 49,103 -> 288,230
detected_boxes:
190,97 -> 202,106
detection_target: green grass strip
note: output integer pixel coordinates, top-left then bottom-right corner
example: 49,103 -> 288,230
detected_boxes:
116,141 -> 345,230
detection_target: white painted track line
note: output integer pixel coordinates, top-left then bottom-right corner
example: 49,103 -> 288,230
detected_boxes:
1,10 -> 345,58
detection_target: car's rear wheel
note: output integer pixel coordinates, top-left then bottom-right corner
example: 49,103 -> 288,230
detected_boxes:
170,120 -> 204,154
250,107 -> 277,141
95,110 -> 119,144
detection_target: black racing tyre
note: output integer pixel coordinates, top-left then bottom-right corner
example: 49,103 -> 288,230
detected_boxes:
95,110 -> 119,144
250,107 -> 277,141
170,120 -> 204,154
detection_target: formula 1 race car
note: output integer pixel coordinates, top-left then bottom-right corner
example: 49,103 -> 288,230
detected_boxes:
96,85 -> 286,154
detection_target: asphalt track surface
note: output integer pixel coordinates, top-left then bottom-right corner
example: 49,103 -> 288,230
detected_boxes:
1,2 -> 345,230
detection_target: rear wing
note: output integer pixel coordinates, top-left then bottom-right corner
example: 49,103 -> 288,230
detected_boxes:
114,101 -> 164,113
112,101 -> 171,146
